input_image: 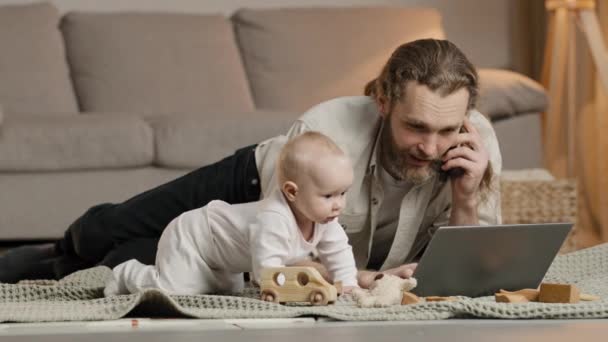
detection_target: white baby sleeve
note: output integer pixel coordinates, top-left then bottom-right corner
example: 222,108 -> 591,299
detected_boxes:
316,222 -> 359,287
249,212 -> 292,283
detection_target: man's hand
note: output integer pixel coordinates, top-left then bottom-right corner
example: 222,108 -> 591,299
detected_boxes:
442,118 -> 489,225
342,285 -> 359,294
357,263 -> 418,289
442,118 -> 489,201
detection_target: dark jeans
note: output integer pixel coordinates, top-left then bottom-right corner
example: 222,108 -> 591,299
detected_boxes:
54,144 -> 261,278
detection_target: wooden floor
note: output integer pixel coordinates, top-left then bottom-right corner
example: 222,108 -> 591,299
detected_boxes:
1,318 -> 608,342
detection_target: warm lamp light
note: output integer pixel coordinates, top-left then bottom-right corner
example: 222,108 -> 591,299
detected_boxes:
541,0 -> 608,176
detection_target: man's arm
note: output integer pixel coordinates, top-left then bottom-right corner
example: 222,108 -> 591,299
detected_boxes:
288,261 -> 418,289
448,192 -> 479,225
290,261 -> 374,288
443,118 -> 488,226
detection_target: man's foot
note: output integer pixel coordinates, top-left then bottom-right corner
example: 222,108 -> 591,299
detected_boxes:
0,243 -> 58,283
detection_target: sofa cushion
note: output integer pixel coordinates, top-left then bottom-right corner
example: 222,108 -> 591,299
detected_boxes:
149,110 -> 296,168
61,12 -> 254,114
0,114 -> 153,171
0,3 -> 78,114
493,112 -> 543,169
233,7 -> 445,112
477,69 -> 548,121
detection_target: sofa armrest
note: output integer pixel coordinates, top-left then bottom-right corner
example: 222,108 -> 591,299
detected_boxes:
477,68 -> 548,121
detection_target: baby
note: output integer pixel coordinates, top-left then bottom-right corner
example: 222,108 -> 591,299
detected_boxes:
104,131 -> 359,296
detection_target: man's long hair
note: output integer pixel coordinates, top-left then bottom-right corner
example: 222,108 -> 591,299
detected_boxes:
364,39 -> 493,196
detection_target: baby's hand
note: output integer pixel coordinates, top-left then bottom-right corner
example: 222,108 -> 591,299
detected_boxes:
342,285 -> 359,294
384,263 -> 418,279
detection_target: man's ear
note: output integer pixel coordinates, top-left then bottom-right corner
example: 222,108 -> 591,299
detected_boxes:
281,181 -> 299,202
377,95 -> 389,118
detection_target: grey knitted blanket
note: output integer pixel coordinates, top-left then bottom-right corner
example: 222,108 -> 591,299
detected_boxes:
1,243 -> 608,322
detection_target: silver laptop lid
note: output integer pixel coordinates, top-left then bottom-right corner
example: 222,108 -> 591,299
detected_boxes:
411,223 -> 573,297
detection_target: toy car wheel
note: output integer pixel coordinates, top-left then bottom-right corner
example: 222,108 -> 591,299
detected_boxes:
261,289 -> 279,303
309,290 -> 328,306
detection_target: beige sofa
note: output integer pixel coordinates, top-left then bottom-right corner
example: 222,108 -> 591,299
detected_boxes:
0,3 -> 548,240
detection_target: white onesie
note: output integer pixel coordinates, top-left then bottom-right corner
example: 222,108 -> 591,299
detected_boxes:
105,189 -> 359,296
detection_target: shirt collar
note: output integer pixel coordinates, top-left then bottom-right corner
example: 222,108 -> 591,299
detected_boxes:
367,118 -> 384,177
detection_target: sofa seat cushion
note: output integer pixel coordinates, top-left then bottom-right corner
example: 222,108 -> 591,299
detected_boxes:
0,3 -> 78,114
478,69 -> 548,121
149,110 -> 296,168
0,114 -> 153,171
493,112 -> 543,169
0,168 -> 188,239
233,7 -> 445,112
61,12 -> 254,115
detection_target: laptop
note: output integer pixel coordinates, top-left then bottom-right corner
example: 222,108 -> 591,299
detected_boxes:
410,223 -> 573,297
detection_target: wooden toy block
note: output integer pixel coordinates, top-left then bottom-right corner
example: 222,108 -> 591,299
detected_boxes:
425,296 -> 457,302
538,283 -> 580,303
495,293 -> 529,303
259,267 -> 338,306
496,287 -> 598,303
401,291 -> 420,305
498,288 -> 540,301
580,293 -> 600,301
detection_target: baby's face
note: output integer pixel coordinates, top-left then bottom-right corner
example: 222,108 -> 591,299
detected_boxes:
294,155 -> 354,224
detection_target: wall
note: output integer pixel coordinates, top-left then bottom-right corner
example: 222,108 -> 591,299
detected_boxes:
0,0 -> 514,70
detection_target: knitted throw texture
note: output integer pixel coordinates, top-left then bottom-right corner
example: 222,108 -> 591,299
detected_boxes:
1,243 -> 607,322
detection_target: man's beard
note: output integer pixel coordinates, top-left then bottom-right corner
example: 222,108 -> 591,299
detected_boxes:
379,119 -> 439,184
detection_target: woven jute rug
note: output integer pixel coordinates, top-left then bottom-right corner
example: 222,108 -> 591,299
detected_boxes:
1,243 -> 607,323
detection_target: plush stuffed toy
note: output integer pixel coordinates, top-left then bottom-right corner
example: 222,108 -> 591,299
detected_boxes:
352,274 -> 417,307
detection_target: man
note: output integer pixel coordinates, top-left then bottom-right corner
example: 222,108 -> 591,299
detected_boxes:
0,39 -> 501,289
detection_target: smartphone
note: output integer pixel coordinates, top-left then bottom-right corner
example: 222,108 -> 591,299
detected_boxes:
433,126 -> 467,181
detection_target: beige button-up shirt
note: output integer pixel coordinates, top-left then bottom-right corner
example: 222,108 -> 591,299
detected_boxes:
255,96 -> 502,270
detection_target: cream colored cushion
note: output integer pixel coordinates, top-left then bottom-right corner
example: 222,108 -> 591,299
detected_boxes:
0,114 -> 153,171
0,3 -> 78,114
61,12 -> 254,114
493,112 -> 543,169
477,69 -> 548,120
0,168 -> 188,239
149,110 -> 296,168
233,7 -> 445,112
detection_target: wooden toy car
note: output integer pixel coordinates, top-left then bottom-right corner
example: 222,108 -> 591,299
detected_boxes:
259,266 -> 338,305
